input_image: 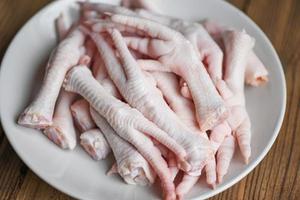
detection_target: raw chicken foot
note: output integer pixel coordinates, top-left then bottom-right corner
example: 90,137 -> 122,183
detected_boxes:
80,128 -> 111,160
151,72 -> 218,195
135,9 -> 224,82
71,99 -> 96,132
91,14 -> 228,131
91,57 -> 158,184
18,29 -> 85,129
63,65 -> 188,199
219,30 -> 254,163
177,30 -> 254,163
42,16 -> 79,149
203,20 -> 268,86
43,91 -> 77,149
90,109 -> 156,186
90,28 -> 212,176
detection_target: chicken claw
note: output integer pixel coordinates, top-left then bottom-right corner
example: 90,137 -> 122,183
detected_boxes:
63,65 -> 189,199
107,14 -> 227,131
90,55 -> 157,186
71,99 -> 96,132
90,109 -> 156,186
221,30 -> 254,163
43,91 -> 77,149
136,9 -> 224,82
89,28 -> 213,176
80,128 -> 111,160
151,72 -> 217,193
18,29 -> 85,129
203,20 -> 268,86
216,135 -> 235,183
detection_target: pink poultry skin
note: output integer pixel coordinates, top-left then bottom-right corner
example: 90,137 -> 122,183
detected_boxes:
81,5 -> 229,136
89,28 -> 213,176
151,72 -> 237,193
221,30 -> 254,164
71,99 -> 112,160
80,128 -> 111,161
203,20 -> 268,86
91,53 -> 122,99
183,29 -> 253,171
177,29 -> 255,164
90,109 -> 156,186
89,13 -> 228,132
216,135 -> 236,183
42,15 -> 78,150
151,72 -> 218,196
71,99 -> 96,132
18,29 -> 85,129
135,9 -> 224,82
91,53 -> 157,185
43,91 -> 77,149
63,65 -> 188,200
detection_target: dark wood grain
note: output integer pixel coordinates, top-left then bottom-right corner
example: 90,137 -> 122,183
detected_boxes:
16,171 -> 74,200
0,0 -> 299,199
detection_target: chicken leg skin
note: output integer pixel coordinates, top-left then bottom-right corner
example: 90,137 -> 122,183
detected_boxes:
90,14 -> 228,131
89,28 -> 212,176
71,99 -> 96,132
203,20 -> 268,86
151,72 -> 218,193
90,109 -> 156,186
18,29 -> 85,129
221,30 -> 254,163
80,128 -> 111,160
91,56 -> 159,185
63,65 -> 193,199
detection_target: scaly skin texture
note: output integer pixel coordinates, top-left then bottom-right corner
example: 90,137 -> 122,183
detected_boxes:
63,65 -> 188,200
80,128 -> 111,161
203,20 -> 268,86
180,20 -> 268,96
91,55 -> 158,186
177,30 -> 254,164
70,99 -> 96,132
89,13 -> 228,131
43,91 -> 77,149
183,30 -> 252,178
71,99 -> 110,160
92,53 -> 122,99
18,29 -> 85,129
216,135 -> 235,183
135,9 -> 224,82
89,28 -> 212,176
167,151 -> 179,181
151,72 -> 217,197
220,30 -> 254,164
90,109 -> 156,186
42,15 -> 78,149
176,175 -> 199,200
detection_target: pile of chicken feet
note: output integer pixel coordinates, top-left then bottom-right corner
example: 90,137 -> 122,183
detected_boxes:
17,1 -> 268,200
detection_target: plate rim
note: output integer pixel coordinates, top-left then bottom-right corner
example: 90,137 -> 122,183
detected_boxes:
0,0 -> 287,199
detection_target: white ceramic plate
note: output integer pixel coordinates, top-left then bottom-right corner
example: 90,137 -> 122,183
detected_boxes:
0,0 -> 286,199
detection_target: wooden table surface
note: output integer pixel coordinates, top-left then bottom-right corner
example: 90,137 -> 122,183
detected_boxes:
0,0 -> 299,199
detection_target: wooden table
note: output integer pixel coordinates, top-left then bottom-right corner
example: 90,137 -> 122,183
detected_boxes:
0,0 -> 299,199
